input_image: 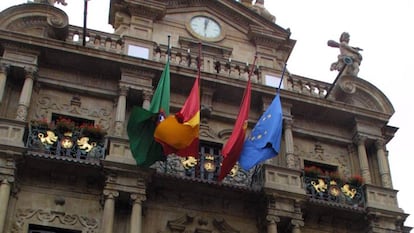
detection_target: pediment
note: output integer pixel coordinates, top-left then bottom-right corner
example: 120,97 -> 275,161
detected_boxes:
110,0 -> 294,61
0,3 -> 69,40
327,75 -> 394,115
165,0 -> 291,44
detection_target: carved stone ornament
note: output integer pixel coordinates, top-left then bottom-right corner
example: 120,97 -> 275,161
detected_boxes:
164,214 -> 239,233
33,94 -> 112,132
10,208 -> 98,233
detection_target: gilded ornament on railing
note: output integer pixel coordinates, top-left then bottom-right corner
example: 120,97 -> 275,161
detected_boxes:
181,156 -> 197,169
229,164 -> 239,177
341,184 -> 357,198
328,180 -> 341,197
77,137 -> 96,153
60,132 -> 74,149
311,178 -> 327,192
204,154 -> 216,172
38,131 -> 58,145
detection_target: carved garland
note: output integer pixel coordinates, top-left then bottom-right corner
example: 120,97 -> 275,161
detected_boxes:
11,209 -> 99,233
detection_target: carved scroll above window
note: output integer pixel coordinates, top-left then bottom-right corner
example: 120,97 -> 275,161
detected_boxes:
164,214 -> 239,233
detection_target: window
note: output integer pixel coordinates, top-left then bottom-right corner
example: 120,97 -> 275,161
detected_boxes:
127,45 -> 149,59
264,75 -> 284,88
29,224 -> 81,233
304,160 -> 337,175
51,113 -> 94,127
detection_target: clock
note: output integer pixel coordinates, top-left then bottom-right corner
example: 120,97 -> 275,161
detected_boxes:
188,16 -> 222,41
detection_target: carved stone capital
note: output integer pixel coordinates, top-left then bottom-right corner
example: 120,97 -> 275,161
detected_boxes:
142,90 -> 153,101
375,139 -> 385,150
291,219 -> 304,228
24,66 -> 38,77
119,85 -> 129,96
353,134 -> 367,146
130,193 -> 146,203
283,118 -> 293,129
103,189 -> 119,199
0,176 -> 14,185
0,63 -> 9,74
266,215 -> 280,224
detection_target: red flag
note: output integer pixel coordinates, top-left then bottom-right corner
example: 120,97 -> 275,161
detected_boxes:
154,75 -> 200,157
218,78 -> 251,181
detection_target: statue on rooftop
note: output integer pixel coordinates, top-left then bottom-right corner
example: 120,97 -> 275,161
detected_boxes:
50,0 -> 68,5
328,32 -> 363,76
34,0 -> 68,6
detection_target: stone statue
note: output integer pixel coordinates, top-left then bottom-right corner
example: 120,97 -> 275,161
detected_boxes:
34,0 -> 68,6
328,32 -> 363,76
49,0 -> 68,5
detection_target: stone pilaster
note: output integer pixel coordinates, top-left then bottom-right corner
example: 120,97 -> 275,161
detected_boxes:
375,139 -> 392,188
283,118 -> 296,169
115,85 -> 129,137
102,189 -> 119,233
0,64 -> 8,103
266,215 -> 280,233
353,135 -> 371,184
0,177 -> 13,233
130,193 -> 146,233
16,67 -> 36,121
142,90 -> 152,110
290,219 -> 304,233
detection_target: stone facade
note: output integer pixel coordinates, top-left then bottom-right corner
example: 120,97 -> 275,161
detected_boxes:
0,0 -> 410,233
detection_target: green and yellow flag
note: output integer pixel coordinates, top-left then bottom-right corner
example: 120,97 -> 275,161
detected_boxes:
127,60 -> 170,167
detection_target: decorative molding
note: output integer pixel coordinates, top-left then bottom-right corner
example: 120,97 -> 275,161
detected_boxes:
166,214 -> 240,233
33,94 -> 112,132
10,208 -> 99,233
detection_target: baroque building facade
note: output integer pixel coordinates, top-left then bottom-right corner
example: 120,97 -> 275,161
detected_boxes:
0,0 -> 410,232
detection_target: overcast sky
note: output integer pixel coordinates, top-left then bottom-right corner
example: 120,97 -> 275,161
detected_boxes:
1,0 -> 413,228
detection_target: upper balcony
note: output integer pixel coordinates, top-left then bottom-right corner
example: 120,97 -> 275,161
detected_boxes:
63,25 -> 331,100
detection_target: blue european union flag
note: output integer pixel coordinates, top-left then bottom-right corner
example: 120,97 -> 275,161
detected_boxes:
239,94 -> 283,171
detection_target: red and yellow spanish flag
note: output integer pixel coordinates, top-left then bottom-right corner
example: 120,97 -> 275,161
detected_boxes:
218,77 -> 251,181
154,75 -> 200,158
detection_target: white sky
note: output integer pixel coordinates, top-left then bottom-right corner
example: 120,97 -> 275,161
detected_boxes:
1,0 -> 413,228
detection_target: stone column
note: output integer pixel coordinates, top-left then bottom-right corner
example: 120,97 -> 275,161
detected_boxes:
114,85 -> 129,137
16,67 -> 36,121
291,220 -> 304,233
0,178 -> 12,233
142,90 -> 152,110
130,193 -> 146,233
102,190 -> 119,233
284,118 -> 296,169
266,215 -> 280,233
375,139 -> 392,188
0,64 -> 8,103
354,135 -> 371,184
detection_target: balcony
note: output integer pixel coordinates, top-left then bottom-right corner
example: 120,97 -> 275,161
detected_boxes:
151,145 -> 258,188
303,174 -> 365,209
26,122 -> 106,165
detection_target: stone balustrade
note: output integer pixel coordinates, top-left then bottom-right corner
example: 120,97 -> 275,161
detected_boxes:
286,75 -> 330,98
67,26 -> 124,53
64,27 -> 333,100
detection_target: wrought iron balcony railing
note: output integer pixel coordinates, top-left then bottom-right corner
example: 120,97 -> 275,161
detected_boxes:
151,145 -> 258,188
304,175 -> 365,208
26,124 -> 106,164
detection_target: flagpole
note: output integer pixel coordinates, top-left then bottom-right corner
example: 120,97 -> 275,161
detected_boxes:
277,63 -> 287,94
167,35 -> 171,62
247,55 -> 258,82
82,0 -> 88,46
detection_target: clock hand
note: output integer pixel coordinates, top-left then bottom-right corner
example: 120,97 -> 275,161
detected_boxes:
204,18 -> 209,36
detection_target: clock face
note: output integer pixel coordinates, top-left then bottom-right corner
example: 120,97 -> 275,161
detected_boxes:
190,16 -> 221,40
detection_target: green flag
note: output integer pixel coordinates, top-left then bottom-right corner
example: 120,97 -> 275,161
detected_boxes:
127,60 -> 170,167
